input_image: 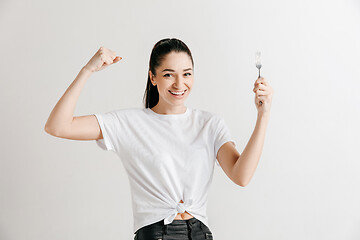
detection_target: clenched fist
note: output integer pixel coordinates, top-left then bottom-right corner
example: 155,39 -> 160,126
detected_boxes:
84,46 -> 122,73
253,77 -> 274,115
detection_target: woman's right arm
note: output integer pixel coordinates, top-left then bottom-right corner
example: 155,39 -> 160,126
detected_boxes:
44,46 -> 121,140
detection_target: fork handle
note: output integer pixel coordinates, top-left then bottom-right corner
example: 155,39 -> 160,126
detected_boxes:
258,69 -> 262,105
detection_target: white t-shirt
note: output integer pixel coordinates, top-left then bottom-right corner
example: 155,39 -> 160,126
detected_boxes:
93,106 -> 236,234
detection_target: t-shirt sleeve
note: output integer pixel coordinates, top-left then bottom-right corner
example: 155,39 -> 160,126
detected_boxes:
213,115 -> 236,167
93,110 -> 122,153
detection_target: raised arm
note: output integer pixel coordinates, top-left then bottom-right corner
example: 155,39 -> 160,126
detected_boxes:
217,77 -> 273,187
44,46 -> 122,140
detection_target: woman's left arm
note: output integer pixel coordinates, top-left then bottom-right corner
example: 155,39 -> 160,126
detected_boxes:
232,77 -> 274,186
233,113 -> 270,186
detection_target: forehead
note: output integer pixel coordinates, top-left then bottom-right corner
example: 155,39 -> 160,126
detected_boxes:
160,52 -> 192,70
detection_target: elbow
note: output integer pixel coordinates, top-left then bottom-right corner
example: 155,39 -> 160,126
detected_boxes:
237,178 -> 249,187
232,171 -> 249,187
44,124 -> 59,136
44,124 -> 53,134
232,172 -> 248,187
44,124 -> 50,134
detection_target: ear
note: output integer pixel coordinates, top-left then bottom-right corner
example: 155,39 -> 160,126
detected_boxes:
149,70 -> 156,86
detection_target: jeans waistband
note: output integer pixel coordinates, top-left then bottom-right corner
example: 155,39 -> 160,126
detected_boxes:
150,217 -> 200,227
135,217 -> 206,236
170,217 -> 199,225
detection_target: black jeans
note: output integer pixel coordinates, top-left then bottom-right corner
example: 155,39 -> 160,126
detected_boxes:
134,217 -> 214,240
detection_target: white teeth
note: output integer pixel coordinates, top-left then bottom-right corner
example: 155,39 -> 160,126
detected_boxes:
169,90 -> 185,95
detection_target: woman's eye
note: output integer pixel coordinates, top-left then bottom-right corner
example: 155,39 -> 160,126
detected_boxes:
163,73 -> 191,77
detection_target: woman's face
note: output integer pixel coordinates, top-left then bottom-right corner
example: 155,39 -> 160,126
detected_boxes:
149,51 -> 194,108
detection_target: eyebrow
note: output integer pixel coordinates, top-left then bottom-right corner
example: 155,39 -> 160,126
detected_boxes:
162,68 -> 193,72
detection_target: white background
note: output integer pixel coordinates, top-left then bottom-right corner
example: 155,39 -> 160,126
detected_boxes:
1,0 -> 359,239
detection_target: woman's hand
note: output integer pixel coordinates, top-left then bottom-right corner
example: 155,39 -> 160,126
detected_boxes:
84,46 -> 122,73
253,77 -> 274,116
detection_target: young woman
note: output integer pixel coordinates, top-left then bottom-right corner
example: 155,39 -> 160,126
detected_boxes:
45,38 -> 273,240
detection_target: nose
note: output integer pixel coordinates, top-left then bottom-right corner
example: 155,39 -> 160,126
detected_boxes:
173,76 -> 186,89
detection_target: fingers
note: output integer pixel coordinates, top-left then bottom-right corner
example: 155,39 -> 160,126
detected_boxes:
253,77 -> 273,98
113,56 -> 122,63
99,46 -> 122,65
107,55 -> 122,64
99,46 -> 117,58
253,77 -> 274,103
253,82 -> 267,93
108,49 -> 120,62
254,77 -> 267,86
253,87 -> 267,96
103,56 -> 112,65
253,77 -> 269,91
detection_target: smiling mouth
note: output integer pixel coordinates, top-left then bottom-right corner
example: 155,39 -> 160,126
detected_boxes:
169,89 -> 187,96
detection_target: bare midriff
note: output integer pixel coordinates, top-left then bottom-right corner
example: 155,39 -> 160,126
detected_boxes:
174,199 -> 194,220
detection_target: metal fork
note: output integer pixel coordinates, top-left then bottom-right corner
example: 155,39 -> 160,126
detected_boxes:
255,51 -> 263,105
255,51 -> 262,79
